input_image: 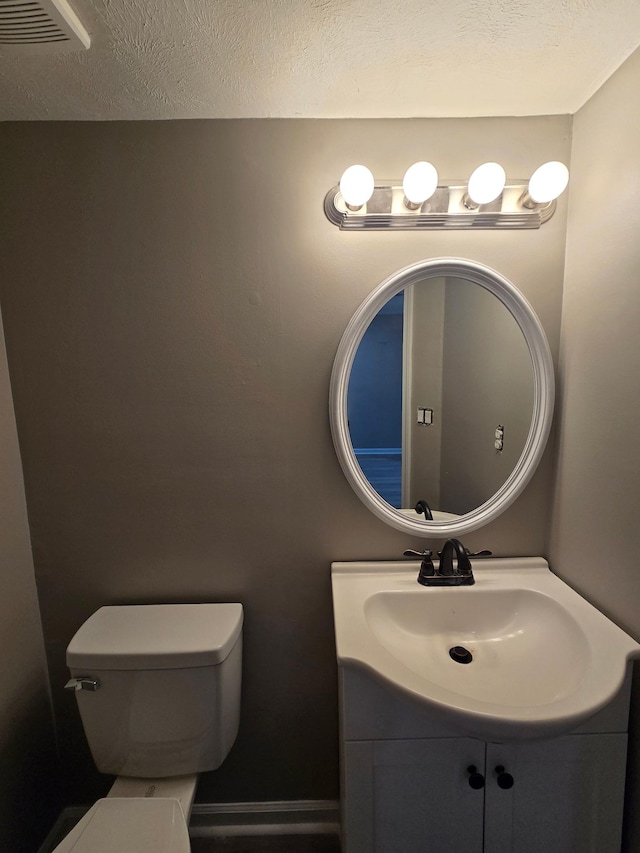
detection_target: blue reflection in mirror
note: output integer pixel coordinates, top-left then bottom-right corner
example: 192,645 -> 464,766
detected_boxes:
347,291 -> 404,507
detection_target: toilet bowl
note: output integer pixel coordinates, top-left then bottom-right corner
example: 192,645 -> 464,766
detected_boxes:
53,603 -> 243,852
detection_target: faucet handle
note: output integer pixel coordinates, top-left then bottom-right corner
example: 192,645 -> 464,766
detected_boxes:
436,547 -> 492,559
403,549 -> 436,584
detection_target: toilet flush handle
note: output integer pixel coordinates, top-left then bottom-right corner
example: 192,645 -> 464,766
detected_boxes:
65,676 -> 100,692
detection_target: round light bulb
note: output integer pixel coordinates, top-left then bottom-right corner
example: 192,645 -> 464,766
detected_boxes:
339,165 -> 375,209
467,162 -> 506,206
527,161 -> 569,204
402,161 -> 439,207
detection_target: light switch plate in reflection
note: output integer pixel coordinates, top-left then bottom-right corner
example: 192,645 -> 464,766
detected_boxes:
417,407 -> 433,426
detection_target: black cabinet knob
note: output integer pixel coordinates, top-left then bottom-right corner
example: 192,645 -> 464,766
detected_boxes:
467,765 -> 485,789
495,765 -> 514,789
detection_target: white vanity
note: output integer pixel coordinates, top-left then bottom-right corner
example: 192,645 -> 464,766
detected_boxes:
332,558 -> 639,853
328,258 -> 640,851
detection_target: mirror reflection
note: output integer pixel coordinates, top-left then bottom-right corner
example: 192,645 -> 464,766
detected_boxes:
347,276 -> 534,518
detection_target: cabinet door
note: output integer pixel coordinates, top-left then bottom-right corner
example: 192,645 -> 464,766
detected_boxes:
371,738 -> 485,853
485,734 -> 628,853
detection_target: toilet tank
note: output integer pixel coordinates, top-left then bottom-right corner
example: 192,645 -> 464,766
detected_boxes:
66,603 -> 243,778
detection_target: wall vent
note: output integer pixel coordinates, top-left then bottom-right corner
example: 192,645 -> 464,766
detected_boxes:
0,0 -> 90,52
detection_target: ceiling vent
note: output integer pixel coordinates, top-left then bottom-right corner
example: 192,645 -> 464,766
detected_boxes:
0,0 -> 90,52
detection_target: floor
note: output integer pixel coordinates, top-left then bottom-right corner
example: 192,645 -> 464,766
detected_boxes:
355,451 -> 402,506
190,835 -> 341,852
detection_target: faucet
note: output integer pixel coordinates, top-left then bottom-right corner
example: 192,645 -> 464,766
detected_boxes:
438,538 -> 473,581
415,499 -> 433,520
403,539 -> 492,586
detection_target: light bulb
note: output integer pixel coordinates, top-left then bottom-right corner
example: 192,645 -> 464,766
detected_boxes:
466,162 -> 506,206
402,161 -> 438,209
527,161 -> 569,204
339,165 -> 375,210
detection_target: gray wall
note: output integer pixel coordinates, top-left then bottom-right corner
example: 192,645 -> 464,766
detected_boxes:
441,277 -> 533,514
0,309 -> 57,851
0,117 -> 570,808
407,278 -> 445,509
549,44 -> 640,853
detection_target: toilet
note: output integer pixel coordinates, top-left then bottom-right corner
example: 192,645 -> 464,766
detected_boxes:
53,602 -> 243,852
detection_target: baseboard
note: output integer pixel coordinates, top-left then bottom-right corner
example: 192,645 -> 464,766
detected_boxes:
190,799 -> 340,837
38,799 -> 340,850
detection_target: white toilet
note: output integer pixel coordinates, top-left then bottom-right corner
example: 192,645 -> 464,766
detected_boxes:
53,602 -> 243,853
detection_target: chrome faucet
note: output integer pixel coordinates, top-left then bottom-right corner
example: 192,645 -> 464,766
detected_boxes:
404,539 -> 491,586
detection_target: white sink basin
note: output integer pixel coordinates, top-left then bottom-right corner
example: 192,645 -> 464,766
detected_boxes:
332,557 -> 640,739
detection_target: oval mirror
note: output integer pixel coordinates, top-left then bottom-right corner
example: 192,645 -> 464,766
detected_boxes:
329,258 -> 555,537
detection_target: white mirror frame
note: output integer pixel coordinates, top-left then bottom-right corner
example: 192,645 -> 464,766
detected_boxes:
329,257 -> 555,537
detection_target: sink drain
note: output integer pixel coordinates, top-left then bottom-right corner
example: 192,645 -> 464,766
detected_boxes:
449,645 -> 473,664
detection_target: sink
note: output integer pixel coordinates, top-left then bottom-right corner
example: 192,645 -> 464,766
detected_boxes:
332,557 -> 640,739
365,587 -> 590,708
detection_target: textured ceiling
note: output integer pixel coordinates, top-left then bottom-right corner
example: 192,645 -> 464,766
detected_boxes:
1,0 -> 640,120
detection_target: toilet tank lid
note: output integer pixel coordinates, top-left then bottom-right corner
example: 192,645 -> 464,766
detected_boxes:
67,603 -> 243,670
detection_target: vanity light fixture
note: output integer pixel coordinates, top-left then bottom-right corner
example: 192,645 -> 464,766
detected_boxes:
325,160 -> 569,230
402,161 -> 439,209
339,165 -> 375,210
463,162 -> 507,209
521,161 -> 570,208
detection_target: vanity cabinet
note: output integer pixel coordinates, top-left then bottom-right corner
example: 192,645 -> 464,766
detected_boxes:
344,737 -> 485,852
344,734 -> 627,853
339,667 -> 632,853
